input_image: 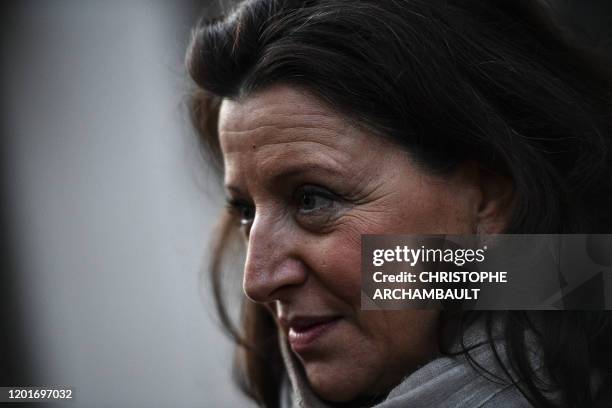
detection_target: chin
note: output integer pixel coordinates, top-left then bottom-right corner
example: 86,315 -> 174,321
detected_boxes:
303,361 -> 372,403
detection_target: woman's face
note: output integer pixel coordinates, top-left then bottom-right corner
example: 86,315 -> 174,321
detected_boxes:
218,85 -> 491,402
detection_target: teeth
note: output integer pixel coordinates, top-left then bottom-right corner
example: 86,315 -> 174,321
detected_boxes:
288,328 -> 307,338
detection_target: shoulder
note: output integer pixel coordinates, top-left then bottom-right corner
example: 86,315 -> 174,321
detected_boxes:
380,352 -> 535,408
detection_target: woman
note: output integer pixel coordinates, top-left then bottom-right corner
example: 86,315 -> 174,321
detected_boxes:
186,0 -> 612,406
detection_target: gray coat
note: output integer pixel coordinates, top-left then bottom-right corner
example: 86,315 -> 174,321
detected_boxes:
279,322 -> 550,408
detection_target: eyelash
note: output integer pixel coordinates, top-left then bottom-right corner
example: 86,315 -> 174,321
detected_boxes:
225,185 -> 341,232
294,185 -> 338,215
225,199 -> 255,228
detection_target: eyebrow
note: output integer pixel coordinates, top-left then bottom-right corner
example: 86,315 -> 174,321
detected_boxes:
224,185 -> 245,198
224,161 -> 346,197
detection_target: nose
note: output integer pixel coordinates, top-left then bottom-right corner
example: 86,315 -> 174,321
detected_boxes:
242,213 -> 307,303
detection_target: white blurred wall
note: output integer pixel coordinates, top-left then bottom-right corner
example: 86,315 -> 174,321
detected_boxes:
2,1 -> 251,407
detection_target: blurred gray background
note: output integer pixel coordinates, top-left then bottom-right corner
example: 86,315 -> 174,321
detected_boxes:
1,1 -> 251,407
0,1 -> 610,407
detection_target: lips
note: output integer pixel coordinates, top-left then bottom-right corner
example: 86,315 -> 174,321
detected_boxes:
282,316 -> 341,353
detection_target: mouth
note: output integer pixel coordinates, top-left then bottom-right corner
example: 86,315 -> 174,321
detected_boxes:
283,315 -> 342,353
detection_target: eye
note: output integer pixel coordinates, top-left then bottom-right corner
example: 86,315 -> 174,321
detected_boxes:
238,205 -> 255,226
295,185 -> 337,214
226,199 -> 255,227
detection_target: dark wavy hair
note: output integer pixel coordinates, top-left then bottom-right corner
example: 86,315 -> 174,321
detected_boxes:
185,0 -> 612,407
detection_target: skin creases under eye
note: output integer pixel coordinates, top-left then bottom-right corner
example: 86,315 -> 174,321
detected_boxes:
293,184 -> 346,231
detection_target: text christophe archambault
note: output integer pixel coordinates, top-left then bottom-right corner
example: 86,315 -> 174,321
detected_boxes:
370,245 -> 507,300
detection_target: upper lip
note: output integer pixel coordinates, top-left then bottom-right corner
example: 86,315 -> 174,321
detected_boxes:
279,315 -> 341,332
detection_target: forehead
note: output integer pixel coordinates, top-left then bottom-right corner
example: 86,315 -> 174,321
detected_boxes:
218,85 -> 354,152
217,86 -> 377,186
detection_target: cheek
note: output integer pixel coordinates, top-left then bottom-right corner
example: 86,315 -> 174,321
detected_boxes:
310,235 -> 362,308
359,310 -> 439,353
298,192 -> 466,307
391,177 -> 478,234
300,177 -> 477,307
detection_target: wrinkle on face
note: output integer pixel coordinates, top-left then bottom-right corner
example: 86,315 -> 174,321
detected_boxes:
218,84 -> 480,403
221,131 -> 353,201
